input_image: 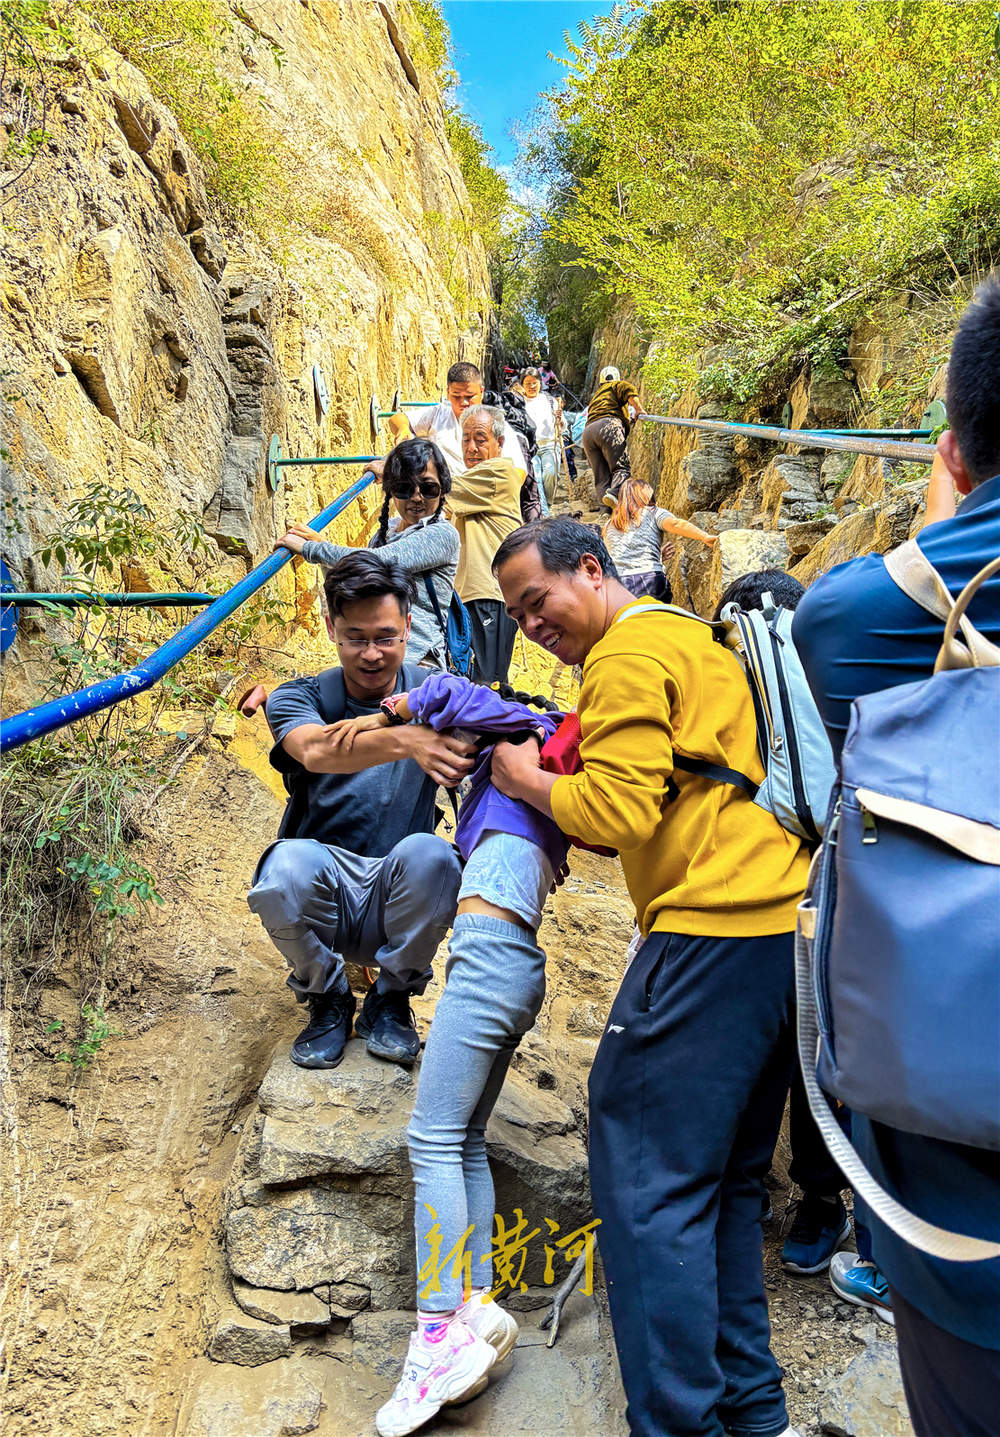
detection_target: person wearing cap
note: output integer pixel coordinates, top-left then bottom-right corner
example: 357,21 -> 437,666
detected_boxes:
582,365 -> 646,503
521,366 -> 564,511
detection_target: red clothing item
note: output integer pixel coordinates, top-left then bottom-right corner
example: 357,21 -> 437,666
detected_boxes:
540,714 -> 617,857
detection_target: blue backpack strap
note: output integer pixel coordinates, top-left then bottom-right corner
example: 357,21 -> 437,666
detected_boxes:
316,665 -> 347,723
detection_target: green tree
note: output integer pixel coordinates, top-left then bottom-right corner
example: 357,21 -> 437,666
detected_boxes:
537,0 -> 1000,402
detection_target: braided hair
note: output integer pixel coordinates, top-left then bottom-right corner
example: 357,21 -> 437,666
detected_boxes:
373,437 -> 452,547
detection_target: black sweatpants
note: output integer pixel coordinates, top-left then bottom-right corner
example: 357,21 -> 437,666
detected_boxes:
893,1288 -> 1000,1437
589,930 -> 795,1437
466,598 -> 517,687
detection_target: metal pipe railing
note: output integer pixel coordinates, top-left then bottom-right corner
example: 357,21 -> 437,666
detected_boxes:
637,414 -> 936,463
811,428 -> 932,440
0,470 -> 378,754
3,592 -> 213,608
272,454 -> 380,469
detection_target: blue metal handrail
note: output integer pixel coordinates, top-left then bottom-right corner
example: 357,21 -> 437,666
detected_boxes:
1,470 -> 378,754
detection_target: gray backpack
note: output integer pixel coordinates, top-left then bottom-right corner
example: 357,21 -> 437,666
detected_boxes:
618,597 -> 835,842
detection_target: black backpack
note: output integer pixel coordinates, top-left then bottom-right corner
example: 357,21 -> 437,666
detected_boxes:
275,662 -> 433,840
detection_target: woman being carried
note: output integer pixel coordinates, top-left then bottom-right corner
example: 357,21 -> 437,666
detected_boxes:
278,438 -> 459,668
324,674 -> 579,1437
602,477 -> 718,602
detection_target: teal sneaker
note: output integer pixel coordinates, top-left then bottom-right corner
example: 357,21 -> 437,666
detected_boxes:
781,1193 -> 851,1274
829,1253 -> 895,1325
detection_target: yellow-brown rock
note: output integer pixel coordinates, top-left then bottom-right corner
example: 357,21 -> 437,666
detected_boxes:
1,1 -> 492,702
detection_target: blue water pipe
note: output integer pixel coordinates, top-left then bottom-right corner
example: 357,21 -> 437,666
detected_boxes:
0,470 -> 378,754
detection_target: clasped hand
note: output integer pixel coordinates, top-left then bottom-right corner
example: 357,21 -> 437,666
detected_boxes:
323,714 -> 475,789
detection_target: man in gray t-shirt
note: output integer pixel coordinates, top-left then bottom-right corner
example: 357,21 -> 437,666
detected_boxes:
247,553 -> 474,1071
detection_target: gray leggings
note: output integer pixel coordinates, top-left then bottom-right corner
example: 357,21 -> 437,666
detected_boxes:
408,833 -> 552,1311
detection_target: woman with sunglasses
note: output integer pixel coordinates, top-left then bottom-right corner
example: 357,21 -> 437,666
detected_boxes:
279,438 -> 460,668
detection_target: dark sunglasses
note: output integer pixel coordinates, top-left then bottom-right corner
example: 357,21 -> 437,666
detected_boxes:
388,482 -> 442,500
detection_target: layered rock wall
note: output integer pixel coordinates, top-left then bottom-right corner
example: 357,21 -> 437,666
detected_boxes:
1,0 -> 490,704
580,286 -> 966,616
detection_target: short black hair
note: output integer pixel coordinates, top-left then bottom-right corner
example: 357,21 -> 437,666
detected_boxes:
947,274 -> 1000,486
323,550 -> 415,620
447,361 -> 482,388
492,516 -> 619,579
713,568 -> 805,620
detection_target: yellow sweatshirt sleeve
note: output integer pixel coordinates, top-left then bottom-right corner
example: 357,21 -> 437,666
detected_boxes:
551,649 -> 680,852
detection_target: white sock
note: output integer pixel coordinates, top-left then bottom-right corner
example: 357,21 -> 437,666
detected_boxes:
460,1286 -> 491,1311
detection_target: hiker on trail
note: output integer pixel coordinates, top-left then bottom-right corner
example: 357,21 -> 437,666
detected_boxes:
246,551 -> 475,1072
602,478 -> 717,601
792,277 -> 1000,1437
449,405 -> 524,687
489,516 -> 809,1437
401,360 -> 527,480
711,569 -> 892,1312
581,364 -> 645,503
320,673 -> 575,1437
277,438 -> 460,669
481,382 -> 545,522
521,366 -> 564,511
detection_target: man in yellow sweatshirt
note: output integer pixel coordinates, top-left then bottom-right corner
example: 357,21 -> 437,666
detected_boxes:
491,517 -> 809,1437
449,404 -> 524,685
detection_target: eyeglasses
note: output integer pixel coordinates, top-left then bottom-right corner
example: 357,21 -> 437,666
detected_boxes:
336,635 -> 407,651
388,482 -> 442,500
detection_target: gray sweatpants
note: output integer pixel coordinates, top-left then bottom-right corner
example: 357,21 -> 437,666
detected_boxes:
581,416 -> 631,501
247,834 -> 462,999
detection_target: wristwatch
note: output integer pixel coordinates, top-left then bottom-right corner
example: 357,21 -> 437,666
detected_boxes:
379,693 -> 408,726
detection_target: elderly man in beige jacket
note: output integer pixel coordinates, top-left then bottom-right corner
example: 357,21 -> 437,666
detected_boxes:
449,404 -> 524,685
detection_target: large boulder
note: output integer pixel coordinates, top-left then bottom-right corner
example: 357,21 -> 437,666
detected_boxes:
224,1040 -> 591,1308
680,430 -> 742,510
817,1337 -> 914,1436
718,529 -> 791,589
792,493 -> 921,586
760,454 -> 824,527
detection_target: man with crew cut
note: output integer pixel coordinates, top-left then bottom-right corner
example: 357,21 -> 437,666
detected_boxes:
406,360 -> 526,479
489,516 -> 808,1437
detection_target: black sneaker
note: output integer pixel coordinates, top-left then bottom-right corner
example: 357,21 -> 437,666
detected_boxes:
781,1193 -> 851,1275
290,988 -> 357,1069
355,986 -> 421,1066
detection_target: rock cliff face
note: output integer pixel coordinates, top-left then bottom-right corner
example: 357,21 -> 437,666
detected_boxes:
581,288 -> 961,617
1,0 -> 490,698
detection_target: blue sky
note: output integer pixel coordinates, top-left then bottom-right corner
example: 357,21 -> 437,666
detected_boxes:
441,1 -> 605,169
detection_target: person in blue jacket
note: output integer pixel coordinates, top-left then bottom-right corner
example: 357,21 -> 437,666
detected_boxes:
792,274 -> 1000,1437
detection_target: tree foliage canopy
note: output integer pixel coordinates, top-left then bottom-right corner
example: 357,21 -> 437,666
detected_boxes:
538,0 -> 1000,401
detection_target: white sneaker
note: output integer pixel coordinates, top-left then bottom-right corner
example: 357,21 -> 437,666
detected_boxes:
375,1319 -> 497,1437
459,1293 -> 519,1361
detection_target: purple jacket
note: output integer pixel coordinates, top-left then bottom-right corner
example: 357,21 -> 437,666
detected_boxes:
407,674 -> 569,873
